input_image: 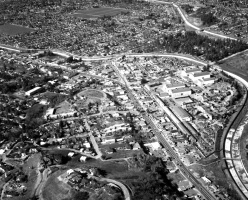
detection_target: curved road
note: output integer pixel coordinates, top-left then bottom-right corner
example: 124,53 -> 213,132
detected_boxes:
89,175 -> 131,200
148,0 -> 238,41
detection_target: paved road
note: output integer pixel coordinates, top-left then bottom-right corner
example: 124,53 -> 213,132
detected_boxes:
89,175 -> 131,200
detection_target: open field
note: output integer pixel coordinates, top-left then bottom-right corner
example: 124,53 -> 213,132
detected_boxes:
219,51 -> 248,81
0,24 -> 34,35
71,7 -> 129,19
78,89 -> 105,99
42,170 -> 73,200
68,157 -> 128,175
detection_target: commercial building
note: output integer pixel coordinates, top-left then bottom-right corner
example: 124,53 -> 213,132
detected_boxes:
170,106 -> 192,121
190,72 -> 211,81
171,88 -> 192,98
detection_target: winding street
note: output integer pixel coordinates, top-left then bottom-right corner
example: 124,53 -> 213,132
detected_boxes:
88,175 -> 131,200
148,0 -> 238,41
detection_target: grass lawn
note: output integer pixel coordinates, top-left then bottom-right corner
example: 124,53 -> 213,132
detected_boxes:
0,24 -> 34,35
71,7 -> 128,19
219,51 -> 248,81
68,158 -> 128,175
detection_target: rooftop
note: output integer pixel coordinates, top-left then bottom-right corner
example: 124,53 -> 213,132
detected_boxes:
171,87 -> 191,93
166,83 -> 185,89
193,72 -> 210,77
171,106 -> 191,119
202,77 -> 215,81
185,68 -> 201,73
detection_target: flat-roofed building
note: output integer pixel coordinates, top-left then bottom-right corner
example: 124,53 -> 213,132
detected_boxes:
25,87 -> 42,96
170,106 -> 192,121
185,68 -> 202,75
166,83 -> 185,90
171,88 -> 192,98
174,97 -> 193,106
190,72 -> 210,81
163,83 -> 185,93
195,77 -> 215,87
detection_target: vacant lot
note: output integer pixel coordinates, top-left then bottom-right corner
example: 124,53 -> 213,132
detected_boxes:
71,7 -> 129,19
0,24 -> 34,35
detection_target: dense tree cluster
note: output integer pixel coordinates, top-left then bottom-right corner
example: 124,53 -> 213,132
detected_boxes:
181,4 -> 194,14
127,153 -> 188,200
193,7 -> 218,26
148,31 -> 248,61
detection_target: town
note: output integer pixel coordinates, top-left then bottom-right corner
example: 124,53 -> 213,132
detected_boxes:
1,0 -> 248,200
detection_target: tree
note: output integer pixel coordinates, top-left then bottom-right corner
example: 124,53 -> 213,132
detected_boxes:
73,191 -> 89,200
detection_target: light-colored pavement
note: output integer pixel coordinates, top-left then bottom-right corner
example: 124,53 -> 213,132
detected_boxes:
89,175 -> 131,200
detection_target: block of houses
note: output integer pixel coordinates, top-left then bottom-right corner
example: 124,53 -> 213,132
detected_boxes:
101,136 -> 116,144
103,121 -> 131,134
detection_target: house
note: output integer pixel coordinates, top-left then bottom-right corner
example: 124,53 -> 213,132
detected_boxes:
79,156 -> 87,162
101,136 -> 116,144
201,176 -> 211,184
144,142 -> 161,151
171,88 -> 192,98
68,152 -> 75,157
67,169 -> 74,175
133,142 -> 141,150
83,142 -> 91,149
25,87 -> 42,96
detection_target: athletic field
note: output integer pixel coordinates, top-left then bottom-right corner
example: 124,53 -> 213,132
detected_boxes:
72,7 -> 129,19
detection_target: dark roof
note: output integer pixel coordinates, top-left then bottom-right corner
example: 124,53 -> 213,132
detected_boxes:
193,72 -> 210,77
171,88 -> 191,93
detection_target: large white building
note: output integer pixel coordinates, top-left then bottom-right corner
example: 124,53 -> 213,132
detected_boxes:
190,72 -> 210,81
171,88 -> 192,98
25,87 -> 42,96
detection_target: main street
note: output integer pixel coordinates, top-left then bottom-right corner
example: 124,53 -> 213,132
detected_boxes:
111,60 -> 217,200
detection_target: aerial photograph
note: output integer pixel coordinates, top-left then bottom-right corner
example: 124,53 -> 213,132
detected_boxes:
1,0 -> 248,200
